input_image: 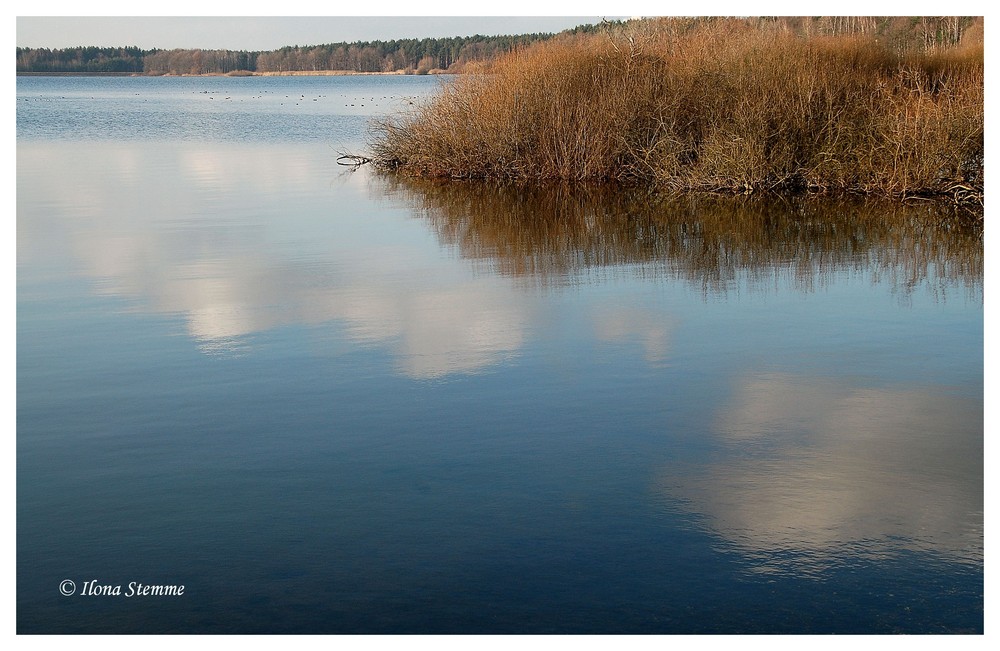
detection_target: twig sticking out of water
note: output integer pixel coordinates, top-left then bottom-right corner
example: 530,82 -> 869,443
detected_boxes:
337,154 -> 372,170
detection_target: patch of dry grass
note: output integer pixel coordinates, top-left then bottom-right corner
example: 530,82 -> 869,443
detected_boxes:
371,18 -> 983,199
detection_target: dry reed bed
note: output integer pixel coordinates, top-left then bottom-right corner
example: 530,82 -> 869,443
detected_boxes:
370,19 -> 983,201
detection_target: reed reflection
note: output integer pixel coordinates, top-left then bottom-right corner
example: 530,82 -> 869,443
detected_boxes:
19,138 -> 984,378
377,176 -> 983,299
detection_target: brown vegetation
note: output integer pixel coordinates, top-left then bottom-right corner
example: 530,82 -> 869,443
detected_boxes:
370,17 -> 984,201
377,175 -> 983,294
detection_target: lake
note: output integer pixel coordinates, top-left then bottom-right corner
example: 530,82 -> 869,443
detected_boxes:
16,74 -> 984,634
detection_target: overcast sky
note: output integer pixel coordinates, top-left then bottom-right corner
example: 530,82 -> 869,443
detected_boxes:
15,2 -> 988,51
15,16 -> 615,51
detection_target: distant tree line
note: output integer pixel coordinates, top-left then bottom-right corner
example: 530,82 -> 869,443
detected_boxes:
16,45 -> 148,73
253,34 -> 565,74
761,15 -> 980,51
15,30 -> 584,75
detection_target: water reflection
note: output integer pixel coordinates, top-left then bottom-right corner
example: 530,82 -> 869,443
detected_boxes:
17,141 -> 530,375
18,140 -> 983,377
19,75 -> 984,635
592,304 -> 676,366
371,178 -> 983,574
657,372 -> 983,576
378,177 -> 983,300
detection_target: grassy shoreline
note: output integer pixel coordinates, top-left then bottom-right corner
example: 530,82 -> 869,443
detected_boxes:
370,18 -> 983,205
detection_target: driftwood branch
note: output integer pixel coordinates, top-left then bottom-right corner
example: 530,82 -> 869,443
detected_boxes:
337,154 -> 373,169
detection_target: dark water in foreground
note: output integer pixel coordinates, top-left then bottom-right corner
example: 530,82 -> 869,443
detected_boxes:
17,75 -> 983,634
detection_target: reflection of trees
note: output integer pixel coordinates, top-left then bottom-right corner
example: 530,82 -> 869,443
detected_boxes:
375,176 -> 983,298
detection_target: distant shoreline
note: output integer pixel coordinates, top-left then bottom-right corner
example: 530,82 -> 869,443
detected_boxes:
16,70 -> 451,77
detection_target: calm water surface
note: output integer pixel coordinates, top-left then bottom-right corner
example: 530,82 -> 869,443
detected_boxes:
17,75 -> 983,634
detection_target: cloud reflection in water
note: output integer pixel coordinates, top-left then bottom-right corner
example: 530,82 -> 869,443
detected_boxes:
658,373 -> 982,576
18,141 -> 983,383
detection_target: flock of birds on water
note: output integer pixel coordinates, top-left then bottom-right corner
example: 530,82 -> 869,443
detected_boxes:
196,89 -> 417,108
21,89 -> 422,110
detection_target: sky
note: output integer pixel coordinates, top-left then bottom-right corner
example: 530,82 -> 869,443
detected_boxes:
15,16 -> 614,51
15,2 -> 993,52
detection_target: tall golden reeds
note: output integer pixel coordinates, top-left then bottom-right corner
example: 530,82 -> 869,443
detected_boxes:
370,18 -> 983,200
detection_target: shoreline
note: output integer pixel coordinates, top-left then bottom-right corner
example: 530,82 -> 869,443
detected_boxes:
16,69 -> 453,77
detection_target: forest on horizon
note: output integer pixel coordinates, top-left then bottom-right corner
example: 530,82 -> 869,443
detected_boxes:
15,23 -> 608,75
